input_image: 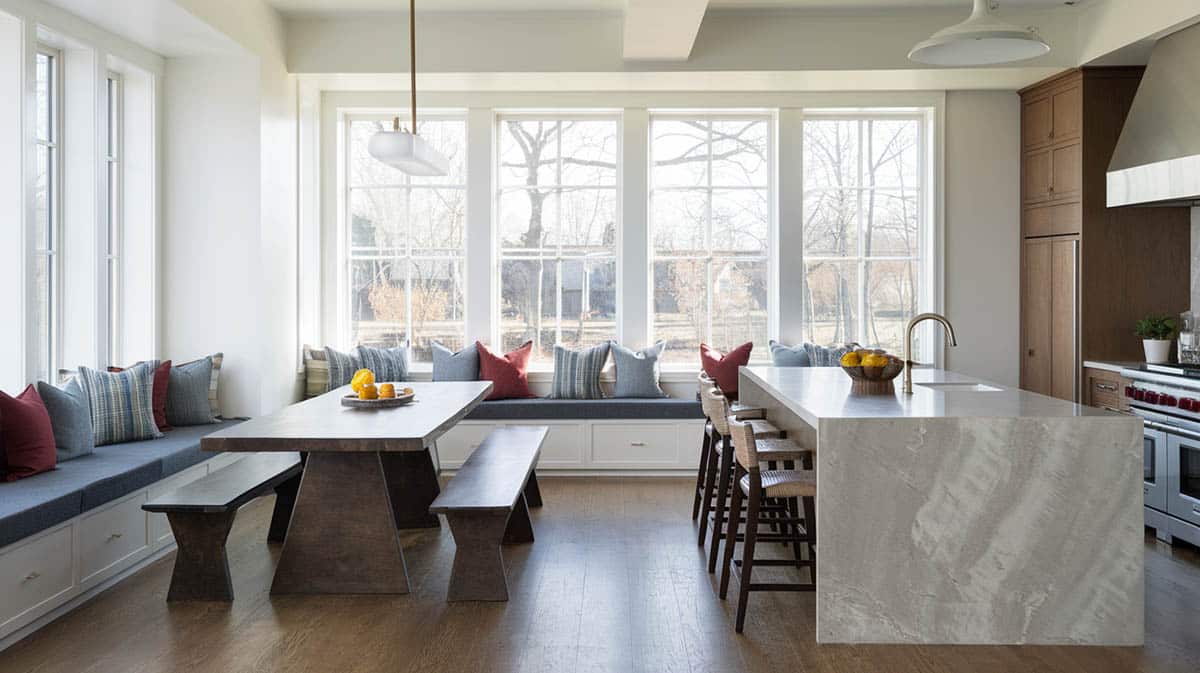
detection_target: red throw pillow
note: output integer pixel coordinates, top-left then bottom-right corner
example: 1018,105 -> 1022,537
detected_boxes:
109,360 -> 172,431
477,341 -> 536,401
700,342 -> 753,399
0,385 -> 58,481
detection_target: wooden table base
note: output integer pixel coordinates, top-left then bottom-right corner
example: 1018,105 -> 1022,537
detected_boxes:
382,450 -> 442,529
271,452 -> 410,595
165,511 -> 237,602
443,493 -> 536,602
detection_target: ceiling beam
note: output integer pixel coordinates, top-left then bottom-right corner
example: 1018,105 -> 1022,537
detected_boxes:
623,0 -> 710,61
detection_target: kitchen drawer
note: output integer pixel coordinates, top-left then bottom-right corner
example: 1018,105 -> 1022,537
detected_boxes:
0,525 -> 75,632
591,424 -> 679,467
436,423 -> 498,467
1024,203 -> 1080,238
537,423 -> 586,468
79,494 -> 148,586
1083,367 -> 1126,412
146,463 -> 209,545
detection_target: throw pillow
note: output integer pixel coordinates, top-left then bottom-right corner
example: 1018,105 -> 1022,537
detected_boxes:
769,341 -> 811,367
700,342 -> 753,398
323,346 -> 361,390
356,344 -> 410,383
37,379 -> 95,462
611,341 -> 668,399
302,345 -> 330,398
0,384 -> 57,481
477,341 -> 536,401
77,363 -> 163,446
177,352 -> 223,417
166,357 -> 218,427
803,342 -> 857,367
549,342 -> 610,400
109,360 -> 173,431
432,341 -> 479,382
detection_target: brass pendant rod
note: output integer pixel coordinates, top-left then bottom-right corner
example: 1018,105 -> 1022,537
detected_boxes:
409,0 -> 417,135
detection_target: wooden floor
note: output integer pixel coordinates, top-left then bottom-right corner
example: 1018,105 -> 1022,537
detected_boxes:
4,477 -> 1200,673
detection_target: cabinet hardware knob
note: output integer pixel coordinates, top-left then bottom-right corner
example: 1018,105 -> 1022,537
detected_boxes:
630,441 -> 647,447
108,532 -> 123,540
1028,349 -> 1035,356
23,572 -> 40,582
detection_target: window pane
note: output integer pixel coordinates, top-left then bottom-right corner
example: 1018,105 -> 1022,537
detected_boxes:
499,188 -> 556,252
866,119 -> 919,189
35,145 -> 50,247
410,119 -> 467,186
500,258 -> 557,359
500,120 -> 558,187
803,189 -> 857,256
409,187 -> 465,253
651,189 -> 707,254
409,258 -> 465,362
558,259 -> 616,350
862,190 -> 919,257
108,161 -> 119,256
865,260 -> 918,353
653,259 -> 707,364
711,120 -> 769,188
350,258 -> 408,348
350,189 -> 406,252
107,77 -> 118,159
559,188 -> 616,252
36,53 -> 50,142
804,119 -> 858,189
804,260 -> 859,347
559,120 -> 617,186
652,120 -> 708,188
711,189 -> 768,253
33,253 -> 51,382
108,259 -> 119,364
711,259 -> 768,355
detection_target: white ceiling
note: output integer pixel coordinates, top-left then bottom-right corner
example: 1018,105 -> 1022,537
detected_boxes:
266,0 -> 1080,14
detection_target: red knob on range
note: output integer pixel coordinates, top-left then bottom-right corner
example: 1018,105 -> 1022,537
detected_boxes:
1164,395 -> 1178,407
1146,391 -> 1160,404
1135,389 -> 1147,401
1125,386 -> 1135,397
1182,399 -> 1195,412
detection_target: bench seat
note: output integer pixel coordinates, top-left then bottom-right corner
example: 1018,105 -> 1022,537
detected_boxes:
465,398 -> 703,421
0,421 -> 243,549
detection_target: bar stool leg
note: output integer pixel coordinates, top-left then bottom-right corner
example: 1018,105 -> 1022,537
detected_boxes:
707,437 -> 734,573
697,430 -> 721,546
692,424 -> 712,520
803,495 -> 817,585
735,484 -> 761,634
718,464 -> 745,600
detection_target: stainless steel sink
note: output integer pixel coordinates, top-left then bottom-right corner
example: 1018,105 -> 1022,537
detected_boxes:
915,382 -> 1003,393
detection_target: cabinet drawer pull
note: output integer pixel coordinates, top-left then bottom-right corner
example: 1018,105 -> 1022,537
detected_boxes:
629,441 -> 647,447
1096,383 -> 1118,392
108,532 -> 123,541
22,571 -> 40,583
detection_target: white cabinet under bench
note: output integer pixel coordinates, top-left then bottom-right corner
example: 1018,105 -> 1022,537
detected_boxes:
0,452 -> 243,650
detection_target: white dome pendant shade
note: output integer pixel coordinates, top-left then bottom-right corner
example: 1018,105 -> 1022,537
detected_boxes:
367,0 -> 449,177
908,0 -> 1050,66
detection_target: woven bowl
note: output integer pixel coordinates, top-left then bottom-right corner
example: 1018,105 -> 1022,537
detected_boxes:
841,354 -> 904,394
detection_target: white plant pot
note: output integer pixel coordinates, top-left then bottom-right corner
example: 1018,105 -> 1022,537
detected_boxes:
1143,339 -> 1173,364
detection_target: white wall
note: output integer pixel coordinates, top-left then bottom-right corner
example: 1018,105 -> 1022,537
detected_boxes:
943,91 -> 1021,387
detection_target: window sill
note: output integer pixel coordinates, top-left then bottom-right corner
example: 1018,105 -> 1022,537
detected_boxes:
402,364 -> 703,384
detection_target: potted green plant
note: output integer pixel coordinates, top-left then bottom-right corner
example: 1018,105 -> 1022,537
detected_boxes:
1135,314 -> 1178,364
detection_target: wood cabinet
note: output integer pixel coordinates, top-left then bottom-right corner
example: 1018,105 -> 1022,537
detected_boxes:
1082,366 -> 1128,413
1019,68 -> 1191,402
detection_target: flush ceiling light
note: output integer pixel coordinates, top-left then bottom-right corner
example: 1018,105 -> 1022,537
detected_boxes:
908,0 -> 1050,66
367,0 -> 449,176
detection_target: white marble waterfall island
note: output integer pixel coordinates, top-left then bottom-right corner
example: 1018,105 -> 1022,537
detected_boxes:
738,366 -> 1144,645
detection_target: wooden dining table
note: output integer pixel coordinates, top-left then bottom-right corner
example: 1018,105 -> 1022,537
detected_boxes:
201,380 -> 492,595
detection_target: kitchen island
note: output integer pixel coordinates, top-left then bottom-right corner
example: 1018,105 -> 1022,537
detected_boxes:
739,366 -> 1143,645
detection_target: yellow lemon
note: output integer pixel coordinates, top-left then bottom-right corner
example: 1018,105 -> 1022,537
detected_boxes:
840,352 -> 861,367
351,369 -> 376,393
379,383 -> 396,399
358,383 -> 379,400
862,354 -> 889,368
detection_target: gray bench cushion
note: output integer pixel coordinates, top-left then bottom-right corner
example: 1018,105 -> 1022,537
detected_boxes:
0,420 -> 243,549
464,398 -> 703,421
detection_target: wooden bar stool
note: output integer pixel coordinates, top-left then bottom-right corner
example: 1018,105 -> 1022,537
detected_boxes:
692,373 -> 716,521
719,416 -> 817,634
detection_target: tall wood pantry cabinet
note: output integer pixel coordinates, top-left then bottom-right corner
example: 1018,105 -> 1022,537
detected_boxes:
1019,67 -> 1191,401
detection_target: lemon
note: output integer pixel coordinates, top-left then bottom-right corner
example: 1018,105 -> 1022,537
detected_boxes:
862,354 -> 889,368
351,368 -> 376,393
358,383 -> 379,400
379,383 -> 396,399
840,352 -> 861,367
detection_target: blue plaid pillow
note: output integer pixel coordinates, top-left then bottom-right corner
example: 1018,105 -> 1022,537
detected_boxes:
549,342 -> 610,400
356,344 -> 410,383
323,346 -> 361,390
77,362 -> 163,446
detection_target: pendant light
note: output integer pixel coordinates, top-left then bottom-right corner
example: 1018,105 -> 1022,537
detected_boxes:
908,0 -> 1050,66
367,0 -> 449,176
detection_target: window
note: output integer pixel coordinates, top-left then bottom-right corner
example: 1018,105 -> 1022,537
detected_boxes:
650,115 -> 773,364
106,73 -> 121,365
33,48 -> 59,382
497,116 -> 619,360
344,116 -> 467,362
801,114 -> 925,353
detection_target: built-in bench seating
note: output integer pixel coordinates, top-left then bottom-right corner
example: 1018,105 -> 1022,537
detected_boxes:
464,397 -> 703,421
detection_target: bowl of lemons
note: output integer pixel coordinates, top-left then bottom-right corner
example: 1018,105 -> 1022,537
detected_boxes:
342,369 -> 416,408
839,349 -> 904,393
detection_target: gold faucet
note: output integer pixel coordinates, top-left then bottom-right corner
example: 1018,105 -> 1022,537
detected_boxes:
903,313 -> 959,394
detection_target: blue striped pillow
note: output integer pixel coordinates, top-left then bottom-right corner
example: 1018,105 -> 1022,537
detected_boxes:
549,343 -> 610,400
323,347 -> 361,391
77,362 -> 163,446
356,344 -> 410,383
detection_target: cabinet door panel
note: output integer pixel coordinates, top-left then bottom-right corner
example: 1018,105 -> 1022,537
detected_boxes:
1023,149 -> 1052,204
1023,203 -> 1081,238
1051,85 -> 1082,143
1022,239 -> 1053,396
1049,142 -> 1082,201
1050,238 -> 1078,401
1022,96 -> 1053,148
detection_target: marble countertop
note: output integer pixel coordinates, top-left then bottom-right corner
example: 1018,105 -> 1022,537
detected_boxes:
1082,360 -> 1143,373
741,366 -> 1118,425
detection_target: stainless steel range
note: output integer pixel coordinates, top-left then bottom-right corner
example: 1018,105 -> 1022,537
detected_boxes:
1122,364 -> 1200,547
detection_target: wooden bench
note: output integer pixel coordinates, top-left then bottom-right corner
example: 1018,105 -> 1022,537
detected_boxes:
143,452 -> 303,601
429,426 -> 548,602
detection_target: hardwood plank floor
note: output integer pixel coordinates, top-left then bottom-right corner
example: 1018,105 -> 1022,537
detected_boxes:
3,477 -> 1200,673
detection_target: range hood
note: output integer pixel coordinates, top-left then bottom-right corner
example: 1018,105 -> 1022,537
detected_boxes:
1107,22 -> 1200,208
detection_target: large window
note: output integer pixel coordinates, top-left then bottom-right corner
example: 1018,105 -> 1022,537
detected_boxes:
802,114 -> 924,353
33,48 -> 59,382
344,116 -> 467,362
649,115 -> 773,364
105,73 -> 121,365
497,116 -> 619,360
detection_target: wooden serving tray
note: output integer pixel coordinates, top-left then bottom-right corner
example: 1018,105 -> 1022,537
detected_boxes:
341,393 -> 416,409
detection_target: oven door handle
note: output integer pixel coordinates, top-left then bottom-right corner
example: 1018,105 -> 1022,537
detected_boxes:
1144,419 -> 1200,443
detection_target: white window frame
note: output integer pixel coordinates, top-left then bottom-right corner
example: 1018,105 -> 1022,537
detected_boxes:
340,112 -> 469,357
105,71 -> 122,366
647,111 -> 778,363
493,112 -> 623,360
800,109 -> 933,355
34,45 -> 62,382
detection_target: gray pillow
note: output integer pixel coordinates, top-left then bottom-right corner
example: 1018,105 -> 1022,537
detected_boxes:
803,342 -> 857,367
432,341 -> 479,381
324,346 -> 361,390
611,341 -> 668,399
548,342 -> 610,400
166,357 -> 217,426
356,344 -> 409,383
769,340 -> 811,367
77,363 -> 163,446
38,379 -> 94,462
